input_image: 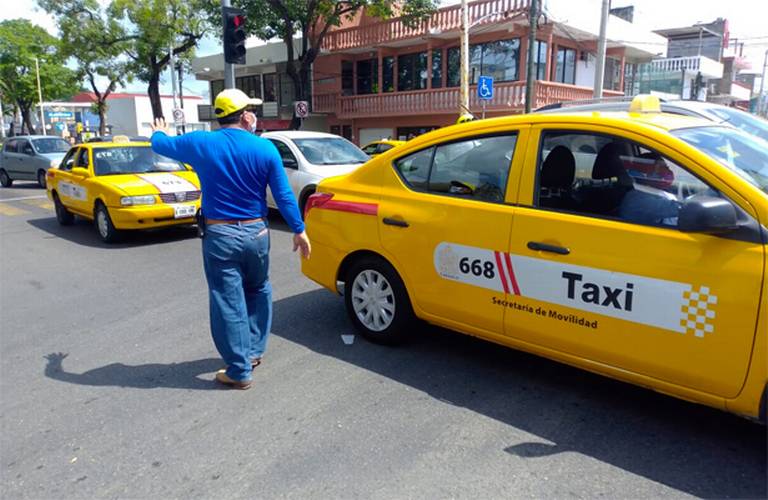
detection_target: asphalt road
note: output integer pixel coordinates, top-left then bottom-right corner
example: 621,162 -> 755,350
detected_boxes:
1,181 -> 766,499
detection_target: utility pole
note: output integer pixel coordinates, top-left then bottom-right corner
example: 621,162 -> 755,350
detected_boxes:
35,57 -> 46,135
178,63 -> 186,134
758,49 -> 768,117
222,0 -> 235,89
593,0 -> 610,98
524,0 -> 537,113
169,44 -> 180,135
459,0 -> 469,116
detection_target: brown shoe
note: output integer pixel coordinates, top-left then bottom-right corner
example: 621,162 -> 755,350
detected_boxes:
215,369 -> 252,390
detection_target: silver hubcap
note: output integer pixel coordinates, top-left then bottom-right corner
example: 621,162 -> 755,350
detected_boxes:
97,210 -> 109,237
351,270 -> 395,332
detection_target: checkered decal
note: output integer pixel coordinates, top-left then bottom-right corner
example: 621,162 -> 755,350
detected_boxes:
680,286 -> 718,337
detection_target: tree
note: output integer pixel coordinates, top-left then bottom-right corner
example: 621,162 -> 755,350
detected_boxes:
38,0 -> 134,136
220,0 -> 438,129
110,0 -> 209,120
0,19 -> 79,134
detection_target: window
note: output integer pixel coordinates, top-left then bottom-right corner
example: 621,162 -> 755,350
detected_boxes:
533,40 -> 548,80
603,57 -> 621,91
535,131 -> 720,228
75,149 -> 89,168
263,73 -> 277,101
432,49 -> 442,88
394,134 -> 517,203
553,47 -> 576,84
293,137 -> 369,165
210,80 -> 224,102
18,140 -> 33,155
470,39 -> 521,83
383,56 -> 395,93
362,143 -> 379,155
330,125 -> 341,136
397,52 -> 427,91
356,58 -> 378,94
4,139 -> 18,153
341,61 -> 354,96
60,148 -> 78,171
447,47 -> 460,87
268,139 -> 299,169
32,138 -> 70,154
236,75 -> 262,100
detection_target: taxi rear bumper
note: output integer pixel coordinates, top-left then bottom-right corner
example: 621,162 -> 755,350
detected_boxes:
107,202 -> 200,230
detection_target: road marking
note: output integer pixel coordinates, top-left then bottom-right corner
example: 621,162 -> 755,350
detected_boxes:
21,198 -> 54,210
0,195 -> 47,202
0,203 -> 30,216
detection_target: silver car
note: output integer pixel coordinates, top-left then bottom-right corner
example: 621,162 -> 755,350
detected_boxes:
0,136 -> 71,188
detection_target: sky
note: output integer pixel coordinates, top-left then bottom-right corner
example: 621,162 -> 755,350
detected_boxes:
2,0 -> 767,99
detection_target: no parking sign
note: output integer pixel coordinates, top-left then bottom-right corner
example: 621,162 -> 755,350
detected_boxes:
294,101 -> 309,118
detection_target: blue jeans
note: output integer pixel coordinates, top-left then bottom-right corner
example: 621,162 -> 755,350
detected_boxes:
202,220 -> 271,382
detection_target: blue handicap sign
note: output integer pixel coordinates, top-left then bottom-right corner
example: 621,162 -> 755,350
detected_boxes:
478,76 -> 493,100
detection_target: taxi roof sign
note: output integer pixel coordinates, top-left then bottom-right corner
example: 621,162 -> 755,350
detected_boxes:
112,135 -> 130,143
629,94 -> 661,113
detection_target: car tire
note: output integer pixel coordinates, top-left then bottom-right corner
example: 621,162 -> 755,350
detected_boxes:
37,170 -> 47,188
94,202 -> 120,243
0,169 -> 12,187
344,256 -> 414,345
53,192 -> 74,226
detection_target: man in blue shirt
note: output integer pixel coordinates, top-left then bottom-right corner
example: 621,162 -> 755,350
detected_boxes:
151,88 -> 311,390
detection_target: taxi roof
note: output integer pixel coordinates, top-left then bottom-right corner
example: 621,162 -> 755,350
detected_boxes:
82,141 -> 151,148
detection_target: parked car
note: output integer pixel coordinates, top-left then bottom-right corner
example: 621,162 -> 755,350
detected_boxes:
301,95 -> 768,421
261,131 -> 370,216
46,138 -> 201,243
0,135 -> 71,188
536,98 -> 768,143
361,139 -> 406,157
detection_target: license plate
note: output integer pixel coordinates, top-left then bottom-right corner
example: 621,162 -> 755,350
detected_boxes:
173,204 -> 196,219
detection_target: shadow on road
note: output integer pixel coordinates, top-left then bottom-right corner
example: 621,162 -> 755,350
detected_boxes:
43,352 -> 224,390
270,289 -> 767,499
27,216 -> 199,248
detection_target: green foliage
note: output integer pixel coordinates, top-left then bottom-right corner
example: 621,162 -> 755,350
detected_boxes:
0,19 -> 79,112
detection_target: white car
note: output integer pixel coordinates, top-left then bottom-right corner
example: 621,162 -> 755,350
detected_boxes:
261,131 -> 370,215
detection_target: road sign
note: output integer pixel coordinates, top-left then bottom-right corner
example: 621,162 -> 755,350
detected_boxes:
478,76 -> 494,100
294,101 -> 309,118
172,107 -> 185,126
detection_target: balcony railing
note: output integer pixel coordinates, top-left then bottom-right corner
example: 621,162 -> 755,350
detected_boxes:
323,0 -> 529,52
313,81 -> 623,119
648,56 -> 724,79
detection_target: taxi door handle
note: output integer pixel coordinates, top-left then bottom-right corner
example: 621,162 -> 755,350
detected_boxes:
383,217 -> 409,228
527,241 -> 570,255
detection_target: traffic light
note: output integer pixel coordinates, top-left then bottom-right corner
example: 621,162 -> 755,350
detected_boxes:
223,6 -> 246,65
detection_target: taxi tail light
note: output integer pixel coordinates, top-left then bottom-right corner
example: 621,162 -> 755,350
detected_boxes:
304,192 -> 334,218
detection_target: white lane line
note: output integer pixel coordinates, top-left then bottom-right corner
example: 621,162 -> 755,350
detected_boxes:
0,195 -> 48,202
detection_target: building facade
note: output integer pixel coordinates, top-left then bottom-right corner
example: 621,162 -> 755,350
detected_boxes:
312,0 -> 666,145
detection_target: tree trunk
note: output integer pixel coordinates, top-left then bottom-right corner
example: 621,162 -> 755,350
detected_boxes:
148,69 -> 163,120
98,105 -> 107,136
20,106 -> 35,135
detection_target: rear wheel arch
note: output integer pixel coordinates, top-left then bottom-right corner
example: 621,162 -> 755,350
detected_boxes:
337,250 -> 416,303
298,185 -> 317,217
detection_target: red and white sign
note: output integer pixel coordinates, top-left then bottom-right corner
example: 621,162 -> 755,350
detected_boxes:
294,101 -> 309,118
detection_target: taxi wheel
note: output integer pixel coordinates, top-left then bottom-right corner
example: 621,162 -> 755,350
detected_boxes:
345,256 -> 414,345
53,193 -> 74,226
37,170 -> 47,188
0,169 -> 12,187
94,203 -> 120,243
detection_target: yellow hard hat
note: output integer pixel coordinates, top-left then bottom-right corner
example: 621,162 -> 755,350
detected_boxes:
214,88 -> 264,118
456,113 -> 475,124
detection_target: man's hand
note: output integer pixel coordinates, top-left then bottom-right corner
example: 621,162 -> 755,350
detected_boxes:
293,231 -> 311,259
151,117 -> 170,134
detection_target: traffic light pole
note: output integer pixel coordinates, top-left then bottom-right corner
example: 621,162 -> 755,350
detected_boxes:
222,0 -> 235,89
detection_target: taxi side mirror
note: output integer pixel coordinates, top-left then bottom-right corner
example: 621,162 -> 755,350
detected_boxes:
71,167 -> 91,178
678,195 -> 738,234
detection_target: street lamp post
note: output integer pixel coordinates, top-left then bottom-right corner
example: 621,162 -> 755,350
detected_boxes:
459,0 -> 469,116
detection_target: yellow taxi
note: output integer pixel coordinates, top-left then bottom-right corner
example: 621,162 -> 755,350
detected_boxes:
360,139 -> 406,157
302,96 -> 768,421
46,137 -> 201,242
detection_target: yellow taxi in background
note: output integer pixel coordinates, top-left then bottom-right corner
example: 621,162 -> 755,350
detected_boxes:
360,139 -> 406,157
47,137 -> 201,242
302,96 -> 768,421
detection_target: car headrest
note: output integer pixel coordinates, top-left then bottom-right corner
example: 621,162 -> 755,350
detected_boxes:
541,146 -> 575,188
593,142 -> 630,182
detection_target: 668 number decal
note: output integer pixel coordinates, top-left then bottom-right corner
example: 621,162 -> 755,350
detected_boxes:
459,257 -> 496,279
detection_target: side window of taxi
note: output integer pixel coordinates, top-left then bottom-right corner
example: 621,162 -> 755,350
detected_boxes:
75,149 -> 90,168
395,134 -> 517,203
61,148 -> 78,171
535,131 -> 720,228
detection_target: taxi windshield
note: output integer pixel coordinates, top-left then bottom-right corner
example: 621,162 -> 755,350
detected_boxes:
92,146 -> 186,176
32,138 -> 70,154
293,137 -> 369,165
673,126 -> 768,195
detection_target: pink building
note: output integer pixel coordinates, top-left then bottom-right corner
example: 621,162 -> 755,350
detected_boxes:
312,0 -> 663,145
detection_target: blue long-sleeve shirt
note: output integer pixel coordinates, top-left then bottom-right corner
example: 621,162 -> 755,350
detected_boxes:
151,128 -> 304,233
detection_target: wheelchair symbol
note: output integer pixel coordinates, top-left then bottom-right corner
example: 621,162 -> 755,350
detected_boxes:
478,77 -> 493,100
